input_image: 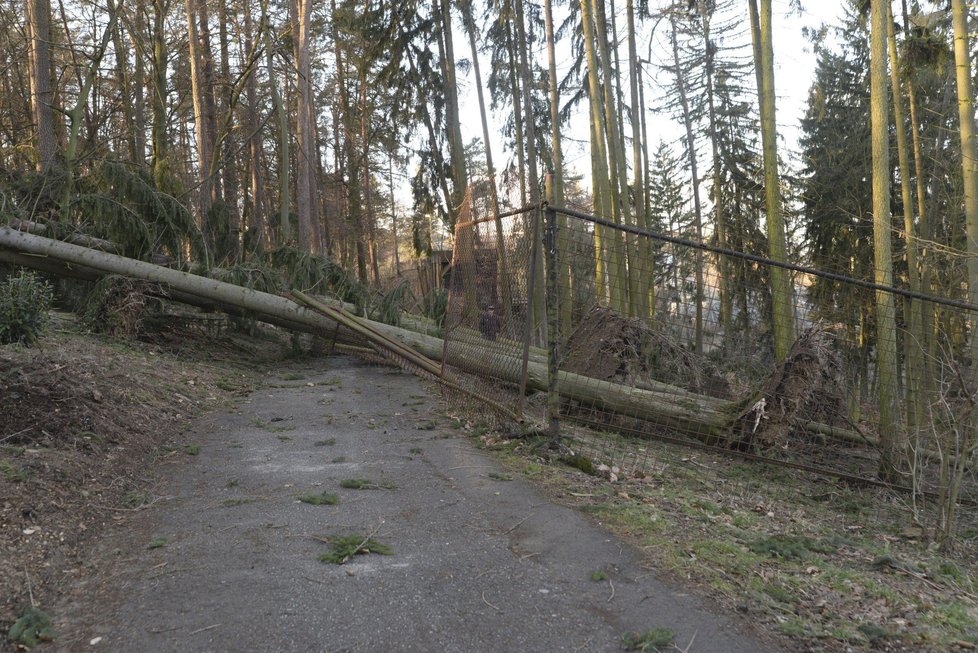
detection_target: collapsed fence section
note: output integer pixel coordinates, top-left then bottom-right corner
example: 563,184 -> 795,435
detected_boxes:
438,191 -> 978,539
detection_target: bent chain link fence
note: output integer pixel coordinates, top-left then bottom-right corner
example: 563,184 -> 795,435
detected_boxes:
437,192 -> 978,535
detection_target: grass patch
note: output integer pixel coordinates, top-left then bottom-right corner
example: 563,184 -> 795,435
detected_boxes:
280,372 -> 306,381
7,607 -> 55,647
331,456 -> 348,463
0,460 -> 28,483
315,438 -> 337,447
560,454 -> 597,476
621,627 -> 674,651
276,435 -> 291,441
488,472 -> 513,481
184,444 -> 201,455
409,447 -> 423,454
340,478 -> 396,490
298,492 -> 340,506
318,534 -> 394,564
146,536 -> 167,549
590,570 -> 608,582
748,534 -> 836,560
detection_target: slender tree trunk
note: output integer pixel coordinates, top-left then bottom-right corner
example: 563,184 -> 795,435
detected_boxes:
580,0 -> 613,307
292,0 -> 318,253
131,0 -> 147,165
951,0 -> 978,373
886,4 -> 923,437
545,0 -> 572,333
111,0 -> 136,161
217,0 -> 241,261
261,0 -> 290,245
185,0 -> 216,239
749,0 -> 794,361
503,0 -> 527,206
699,6 -> 730,332
627,0 -> 650,320
870,0 -> 903,478
26,0 -> 57,173
462,0 -> 513,321
242,5 -> 267,248
593,0 -> 635,317
150,0 -> 168,187
670,16 -> 704,356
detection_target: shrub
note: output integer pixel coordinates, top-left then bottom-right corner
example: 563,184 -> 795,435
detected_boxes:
0,270 -> 54,346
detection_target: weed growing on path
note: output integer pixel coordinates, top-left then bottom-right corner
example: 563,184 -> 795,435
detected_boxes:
298,492 -> 340,506
319,534 -> 393,564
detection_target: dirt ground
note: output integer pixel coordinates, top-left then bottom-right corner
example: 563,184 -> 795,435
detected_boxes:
3,313 -> 978,652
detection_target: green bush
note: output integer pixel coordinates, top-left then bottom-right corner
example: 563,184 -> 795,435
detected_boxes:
0,270 -> 54,346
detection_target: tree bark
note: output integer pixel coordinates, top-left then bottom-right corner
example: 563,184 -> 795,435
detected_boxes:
26,0 -> 57,173
870,0 -> 903,477
749,0 -> 794,361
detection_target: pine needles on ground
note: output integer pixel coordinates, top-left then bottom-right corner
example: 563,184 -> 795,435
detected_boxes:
318,534 -> 393,564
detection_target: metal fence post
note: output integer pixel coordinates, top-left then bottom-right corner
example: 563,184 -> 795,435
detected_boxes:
544,173 -> 560,439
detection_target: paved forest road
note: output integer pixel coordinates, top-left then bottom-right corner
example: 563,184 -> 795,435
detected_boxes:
57,356 -> 772,653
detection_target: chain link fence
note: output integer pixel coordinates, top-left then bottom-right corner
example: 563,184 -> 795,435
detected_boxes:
435,193 -> 978,536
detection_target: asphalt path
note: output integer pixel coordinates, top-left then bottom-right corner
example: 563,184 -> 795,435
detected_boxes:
58,356 -> 773,653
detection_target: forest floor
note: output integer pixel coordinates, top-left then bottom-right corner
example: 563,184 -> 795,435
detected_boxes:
1,313 -> 977,652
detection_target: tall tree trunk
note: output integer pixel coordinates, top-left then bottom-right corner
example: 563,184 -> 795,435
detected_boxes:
462,0 -> 513,320
503,0 -> 528,206
331,0 -> 366,280
886,3 -> 923,438
131,0 -> 147,165
512,0 -> 545,334
185,0 -> 216,241
627,0 -> 650,320
111,0 -> 137,161
292,0 -> 318,253
580,0 -> 613,307
217,0 -> 241,262
670,15 -> 704,356
242,4 -> 268,248
699,5 -> 730,332
951,0 -> 978,375
26,0 -> 57,173
150,0 -> 169,188
870,0 -> 903,478
593,0 -> 635,317
749,0 -> 794,361
261,0 -> 290,245
545,0 -> 572,334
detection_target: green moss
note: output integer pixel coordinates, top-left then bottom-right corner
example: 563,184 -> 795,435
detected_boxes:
7,607 -> 55,647
559,454 -> 597,476
146,536 -> 168,549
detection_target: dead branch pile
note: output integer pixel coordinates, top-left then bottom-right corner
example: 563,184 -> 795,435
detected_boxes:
736,321 -> 847,449
562,306 -> 730,398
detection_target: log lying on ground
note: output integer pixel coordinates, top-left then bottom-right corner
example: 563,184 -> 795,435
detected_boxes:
0,226 -> 833,445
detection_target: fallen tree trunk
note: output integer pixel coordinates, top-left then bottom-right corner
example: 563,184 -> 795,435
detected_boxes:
0,226 -> 840,446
